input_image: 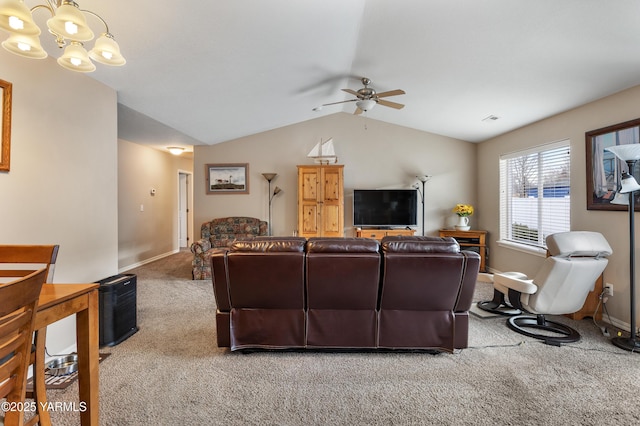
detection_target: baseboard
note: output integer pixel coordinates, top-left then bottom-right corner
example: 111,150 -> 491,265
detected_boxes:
602,312 -> 637,334
118,249 -> 179,273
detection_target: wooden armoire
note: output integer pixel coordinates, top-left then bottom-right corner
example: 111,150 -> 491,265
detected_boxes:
297,165 -> 344,237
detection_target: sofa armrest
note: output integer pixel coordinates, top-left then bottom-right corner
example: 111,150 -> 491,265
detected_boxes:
453,251 -> 481,312
190,238 -> 212,255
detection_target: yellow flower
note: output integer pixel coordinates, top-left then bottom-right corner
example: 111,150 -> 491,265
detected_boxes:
452,204 -> 474,217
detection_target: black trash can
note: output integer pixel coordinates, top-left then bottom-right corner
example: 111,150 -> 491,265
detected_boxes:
98,274 -> 139,347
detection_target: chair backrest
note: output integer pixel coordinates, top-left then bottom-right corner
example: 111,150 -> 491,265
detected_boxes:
0,245 -> 59,283
527,231 -> 612,314
0,268 -> 47,424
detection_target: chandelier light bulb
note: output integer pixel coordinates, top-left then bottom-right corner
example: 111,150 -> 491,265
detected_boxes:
64,20 -> 78,35
8,15 -> 22,30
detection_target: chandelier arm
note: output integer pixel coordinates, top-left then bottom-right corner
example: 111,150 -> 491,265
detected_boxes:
79,9 -> 110,35
29,3 -> 54,16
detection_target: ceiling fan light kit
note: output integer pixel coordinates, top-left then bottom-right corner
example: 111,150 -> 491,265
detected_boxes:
321,77 -> 406,115
356,99 -> 376,112
0,0 -> 125,72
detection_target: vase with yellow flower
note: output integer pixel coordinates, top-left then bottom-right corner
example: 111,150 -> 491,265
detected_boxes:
452,204 -> 474,231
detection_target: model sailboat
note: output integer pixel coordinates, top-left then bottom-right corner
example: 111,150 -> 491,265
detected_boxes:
307,138 -> 337,164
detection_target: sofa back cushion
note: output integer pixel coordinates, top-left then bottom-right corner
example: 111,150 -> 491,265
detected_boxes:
379,236 -> 478,312
227,237 -> 306,309
381,236 -> 460,254
306,238 -> 380,309
201,217 -> 268,248
230,236 -> 306,253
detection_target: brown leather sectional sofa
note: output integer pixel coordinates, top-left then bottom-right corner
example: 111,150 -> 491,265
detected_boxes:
210,235 -> 480,353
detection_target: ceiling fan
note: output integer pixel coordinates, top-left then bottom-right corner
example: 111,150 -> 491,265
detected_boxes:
321,77 -> 405,115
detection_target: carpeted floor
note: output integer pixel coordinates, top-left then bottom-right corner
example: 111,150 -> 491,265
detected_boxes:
45,250 -> 640,425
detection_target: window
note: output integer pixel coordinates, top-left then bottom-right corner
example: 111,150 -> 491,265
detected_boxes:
499,140 -> 571,251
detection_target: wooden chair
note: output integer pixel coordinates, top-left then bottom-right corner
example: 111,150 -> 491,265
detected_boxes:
0,245 -> 59,426
0,268 -> 48,426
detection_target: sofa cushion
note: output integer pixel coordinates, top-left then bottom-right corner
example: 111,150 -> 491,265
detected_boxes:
381,236 -> 460,254
307,237 -> 379,253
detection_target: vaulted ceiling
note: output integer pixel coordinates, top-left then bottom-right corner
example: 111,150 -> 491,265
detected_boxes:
50,1 -> 640,151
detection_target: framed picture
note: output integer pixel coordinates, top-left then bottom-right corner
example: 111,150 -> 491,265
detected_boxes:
1,79 -> 12,172
206,163 -> 249,194
586,118 -> 640,211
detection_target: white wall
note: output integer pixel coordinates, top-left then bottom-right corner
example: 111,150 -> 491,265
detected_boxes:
194,113 -> 478,239
477,84 -> 640,331
118,140 -> 193,270
0,49 -> 118,354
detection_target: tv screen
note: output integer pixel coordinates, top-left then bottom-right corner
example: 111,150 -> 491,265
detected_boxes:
353,189 -> 418,227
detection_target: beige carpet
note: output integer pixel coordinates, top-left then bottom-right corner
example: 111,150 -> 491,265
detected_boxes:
45,250 -> 640,425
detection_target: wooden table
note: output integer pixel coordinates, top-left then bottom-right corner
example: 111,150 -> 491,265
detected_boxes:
35,283 -> 100,426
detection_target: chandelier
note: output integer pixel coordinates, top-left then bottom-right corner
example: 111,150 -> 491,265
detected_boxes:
0,0 -> 125,72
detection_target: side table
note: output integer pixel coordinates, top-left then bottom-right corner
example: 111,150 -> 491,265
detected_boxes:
438,229 -> 487,272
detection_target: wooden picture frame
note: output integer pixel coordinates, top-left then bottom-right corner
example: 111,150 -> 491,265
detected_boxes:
586,118 -> 640,211
205,163 -> 249,194
0,79 -> 12,172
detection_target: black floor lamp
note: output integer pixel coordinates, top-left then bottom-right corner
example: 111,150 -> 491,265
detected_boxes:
261,173 -> 281,236
605,145 -> 640,352
413,175 -> 431,236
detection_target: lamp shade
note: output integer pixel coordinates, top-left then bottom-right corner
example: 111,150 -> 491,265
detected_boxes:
356,99 -> 376,112
57,42 -> 96,72
619,172 -> 640,194
262,173 -> 277,182
88,34 -> 125,66
47,2 -> 94,42
605,144 -> 640,162
2,32 -> 46,58
0,0 -> 40,35
611,192 -> 629,205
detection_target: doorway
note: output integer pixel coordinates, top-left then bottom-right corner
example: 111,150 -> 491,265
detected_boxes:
178,171 -> 193,248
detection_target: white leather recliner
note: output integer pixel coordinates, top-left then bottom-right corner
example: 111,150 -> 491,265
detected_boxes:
478,231 -> 612,345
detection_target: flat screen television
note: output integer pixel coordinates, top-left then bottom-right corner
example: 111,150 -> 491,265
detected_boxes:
353,189 -> 418,228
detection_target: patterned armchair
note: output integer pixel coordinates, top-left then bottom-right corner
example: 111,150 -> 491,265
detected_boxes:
190,217 -> 268,279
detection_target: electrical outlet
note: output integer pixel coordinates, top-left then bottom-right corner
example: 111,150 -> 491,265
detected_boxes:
604,283 -> 614,297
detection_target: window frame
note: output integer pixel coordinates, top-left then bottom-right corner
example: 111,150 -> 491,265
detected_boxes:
498,139 -> 571,254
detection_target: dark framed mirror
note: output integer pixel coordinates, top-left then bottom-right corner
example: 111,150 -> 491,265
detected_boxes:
586,118 -> 640,211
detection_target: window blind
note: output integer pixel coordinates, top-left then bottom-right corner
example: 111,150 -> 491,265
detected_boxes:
499,140 -> 571,249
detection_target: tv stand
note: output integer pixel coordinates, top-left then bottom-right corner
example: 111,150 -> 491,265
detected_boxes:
356,227 -> 416,241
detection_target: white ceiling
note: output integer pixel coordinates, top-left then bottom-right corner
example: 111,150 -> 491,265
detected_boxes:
56,1 -> 640,151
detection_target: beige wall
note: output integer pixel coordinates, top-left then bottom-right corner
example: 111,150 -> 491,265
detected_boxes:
194,112 -> 478,239
118,140 -> 193,269
478,84 -> 640,331
0,49 -> 118,354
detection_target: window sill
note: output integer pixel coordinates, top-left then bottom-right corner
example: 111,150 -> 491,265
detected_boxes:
496,240 -> 547,258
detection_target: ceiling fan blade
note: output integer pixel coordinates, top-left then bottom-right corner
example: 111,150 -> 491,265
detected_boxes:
342,88 -> 360,97
377,99 -> 405,109
376,89 -> 405,98
322,99 -> 358,107
354,107 -> 363,115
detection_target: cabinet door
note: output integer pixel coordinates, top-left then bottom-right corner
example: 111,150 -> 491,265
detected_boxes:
320,167 -> 344,237
298,167 -> 320,237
